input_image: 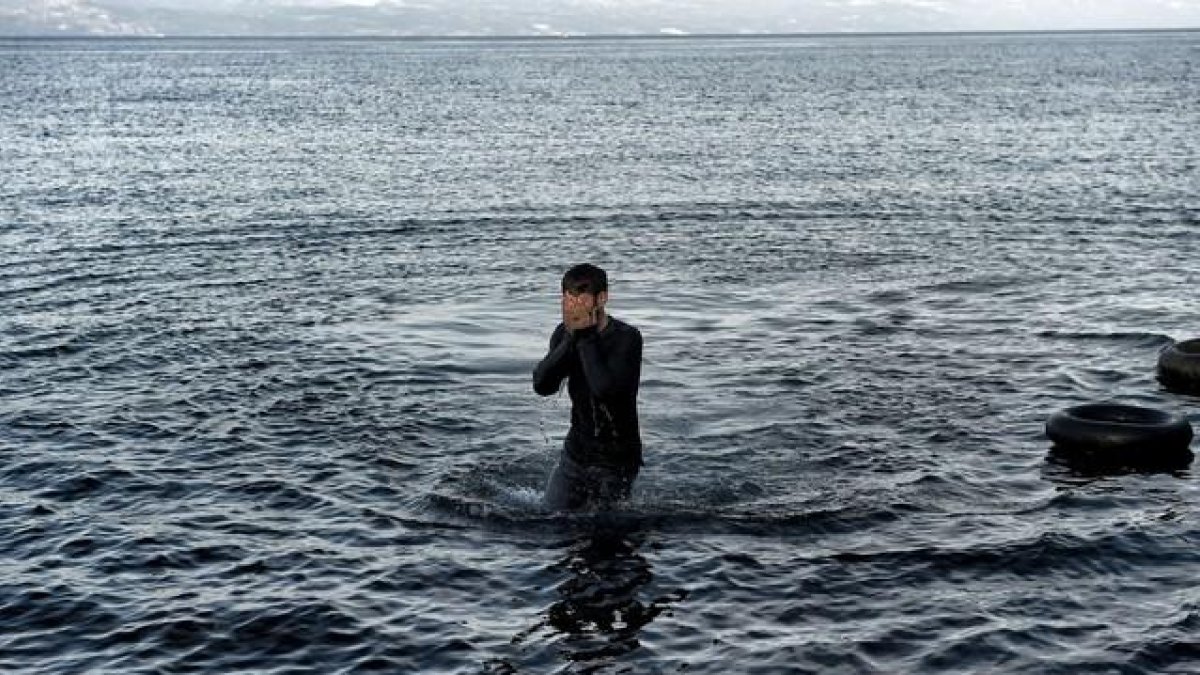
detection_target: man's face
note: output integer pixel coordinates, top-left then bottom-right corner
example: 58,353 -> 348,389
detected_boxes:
561,290 -> 606,318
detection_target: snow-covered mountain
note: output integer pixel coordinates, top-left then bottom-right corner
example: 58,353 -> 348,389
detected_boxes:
1,0 -> 1197,36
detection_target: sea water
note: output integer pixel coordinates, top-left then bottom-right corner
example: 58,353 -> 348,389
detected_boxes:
1,32 -> 1199,673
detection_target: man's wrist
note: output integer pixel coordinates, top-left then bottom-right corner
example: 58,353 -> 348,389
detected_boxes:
572,324 -> 598,341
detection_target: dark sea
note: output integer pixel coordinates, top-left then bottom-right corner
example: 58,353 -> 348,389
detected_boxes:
1,31 -> 1199,674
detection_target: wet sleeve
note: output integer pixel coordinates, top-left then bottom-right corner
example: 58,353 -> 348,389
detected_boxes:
575,327 -> 642,401
532,324 -> 573,396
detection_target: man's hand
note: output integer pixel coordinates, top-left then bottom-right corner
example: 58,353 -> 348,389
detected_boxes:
562,293 -> 599,333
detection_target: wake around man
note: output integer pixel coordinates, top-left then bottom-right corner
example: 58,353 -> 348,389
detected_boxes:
533,263 -> 643,510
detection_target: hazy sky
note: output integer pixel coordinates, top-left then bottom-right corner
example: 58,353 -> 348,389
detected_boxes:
2,0 -> 1199,36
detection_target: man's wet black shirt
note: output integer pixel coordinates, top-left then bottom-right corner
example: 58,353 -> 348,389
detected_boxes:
532,317 -> 643,468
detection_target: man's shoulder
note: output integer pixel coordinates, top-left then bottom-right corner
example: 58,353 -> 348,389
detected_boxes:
550,322 -> 569,341
607,317 -> 642,341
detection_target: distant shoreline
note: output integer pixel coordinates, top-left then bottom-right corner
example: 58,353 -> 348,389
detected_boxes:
2,27 -> 1197,41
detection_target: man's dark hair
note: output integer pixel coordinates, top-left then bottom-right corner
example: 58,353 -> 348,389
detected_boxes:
562,263 -> 608,295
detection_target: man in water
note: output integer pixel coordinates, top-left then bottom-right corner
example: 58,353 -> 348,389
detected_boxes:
533,263 -> 643,510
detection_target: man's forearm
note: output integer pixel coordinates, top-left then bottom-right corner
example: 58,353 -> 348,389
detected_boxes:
533,333 -> 573,395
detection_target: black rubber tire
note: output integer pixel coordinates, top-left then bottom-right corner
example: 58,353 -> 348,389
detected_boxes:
1158,338 -> 1200,394
1045,404 -> 1193,461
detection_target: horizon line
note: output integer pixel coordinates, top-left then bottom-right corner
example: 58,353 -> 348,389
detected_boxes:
2,27 -> 1198,41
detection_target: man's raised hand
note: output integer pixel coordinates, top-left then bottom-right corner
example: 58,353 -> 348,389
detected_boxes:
562,293 -> 598,333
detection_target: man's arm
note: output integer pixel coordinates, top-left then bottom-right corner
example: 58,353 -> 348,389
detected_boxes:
532,324 -> 572,396
575,327 -> 642,401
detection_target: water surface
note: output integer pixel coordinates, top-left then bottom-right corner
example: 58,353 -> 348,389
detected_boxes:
1,32 -> 1199,673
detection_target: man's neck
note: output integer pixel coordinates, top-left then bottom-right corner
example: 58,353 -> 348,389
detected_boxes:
598,312 -> 610,332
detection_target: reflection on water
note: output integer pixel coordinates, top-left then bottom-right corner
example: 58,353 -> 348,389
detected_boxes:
1043,446 -> 1195,482
498,529 -> 687,673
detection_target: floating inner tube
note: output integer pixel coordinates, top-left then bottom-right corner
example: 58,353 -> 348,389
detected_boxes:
1158,338 -> 1200,394
1045,403 -> 1193,464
